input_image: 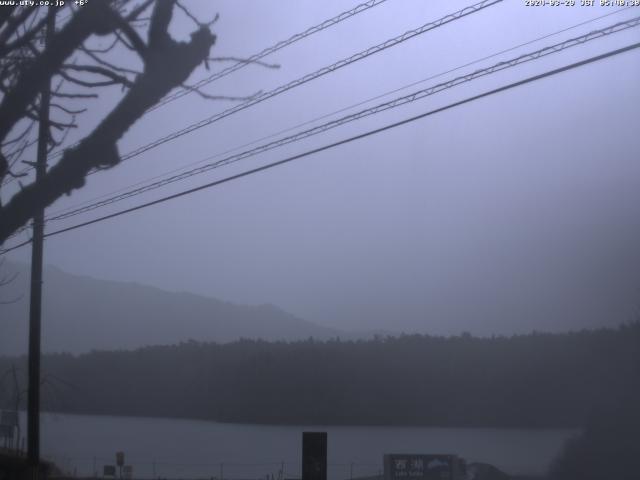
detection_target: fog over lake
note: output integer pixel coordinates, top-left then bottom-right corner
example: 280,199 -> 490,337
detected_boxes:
31,412 -> 576,479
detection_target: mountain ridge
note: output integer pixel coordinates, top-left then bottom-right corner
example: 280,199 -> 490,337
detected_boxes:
0,261 -> 346,355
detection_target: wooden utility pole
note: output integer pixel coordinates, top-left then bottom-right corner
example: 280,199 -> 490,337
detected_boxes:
27,7 -> 55,473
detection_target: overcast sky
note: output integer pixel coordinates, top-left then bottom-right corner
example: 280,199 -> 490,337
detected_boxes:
3,0 -> 640,336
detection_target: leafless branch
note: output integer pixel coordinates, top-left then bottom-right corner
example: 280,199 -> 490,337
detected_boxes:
0,0 -> 217,242
82,34 -> 119,54
125,0 -> 155,22
57,68 -> 131,89
79,46 -> 142,75
181,84 -> 263,102
61,64 -> 135,88
48,118 -> 75,152
113,20 -> 147,55
1,119 -> 36,147
0,7 -> 37,48
50,103 -> 87,115
0,13 -> 49,57
51,91 -> 99,99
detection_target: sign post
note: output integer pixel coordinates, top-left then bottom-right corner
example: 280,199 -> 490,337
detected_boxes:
302,432 -> 327,480
116,452 -> 125,479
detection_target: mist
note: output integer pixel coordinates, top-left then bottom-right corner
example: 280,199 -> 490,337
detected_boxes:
1,1 -> 640,479
3,0 -> 640,337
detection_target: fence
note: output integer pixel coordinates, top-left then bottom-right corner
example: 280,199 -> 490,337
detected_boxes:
42,456 -> 382,480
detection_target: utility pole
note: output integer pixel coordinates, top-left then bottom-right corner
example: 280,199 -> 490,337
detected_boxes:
27,7 -> 55,474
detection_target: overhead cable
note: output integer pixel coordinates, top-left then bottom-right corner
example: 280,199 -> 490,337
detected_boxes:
42,16 -> 640,224
1,0 -> 393,186
151,0 -> 393,110
2,40 -> 638,255
41,6 -> 634,221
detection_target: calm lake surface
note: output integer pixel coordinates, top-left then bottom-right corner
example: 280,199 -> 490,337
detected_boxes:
23,412 -> 577,479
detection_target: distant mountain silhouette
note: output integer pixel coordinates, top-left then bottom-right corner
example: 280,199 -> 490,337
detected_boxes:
0,261 -> 345,354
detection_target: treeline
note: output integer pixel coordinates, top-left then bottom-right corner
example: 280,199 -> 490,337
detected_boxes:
1,323 -> 639,427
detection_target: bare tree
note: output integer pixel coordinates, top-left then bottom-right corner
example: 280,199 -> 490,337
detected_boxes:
0,0 -> 218,244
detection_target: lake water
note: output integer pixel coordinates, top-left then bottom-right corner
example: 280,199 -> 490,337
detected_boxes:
20,412 -> 577,479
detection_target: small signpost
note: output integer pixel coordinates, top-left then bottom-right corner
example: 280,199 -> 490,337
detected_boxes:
116,452 -> 125,479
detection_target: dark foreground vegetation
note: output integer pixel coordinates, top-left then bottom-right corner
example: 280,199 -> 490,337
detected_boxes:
547,392 -> 640,480
2,322 -> 638,428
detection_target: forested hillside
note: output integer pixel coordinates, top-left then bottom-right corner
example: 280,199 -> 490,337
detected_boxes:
1,323 -> 638,427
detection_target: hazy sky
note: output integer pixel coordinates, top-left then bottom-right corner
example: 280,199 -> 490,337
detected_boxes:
3,0 -> 640,336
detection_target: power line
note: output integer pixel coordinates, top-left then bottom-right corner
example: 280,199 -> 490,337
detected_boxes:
151,0 -> 393,110
5,13 -> 638,243
5,0 -> 503,187
39,16 -> 640,224
2,40 -> 638,255
111,0 -> 503,164
40,6 -> 634,222
1,0 -> 392,186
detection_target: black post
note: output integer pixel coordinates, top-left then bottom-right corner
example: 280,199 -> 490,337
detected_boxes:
302,432 -> 327,480
27,7 -> 55,473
